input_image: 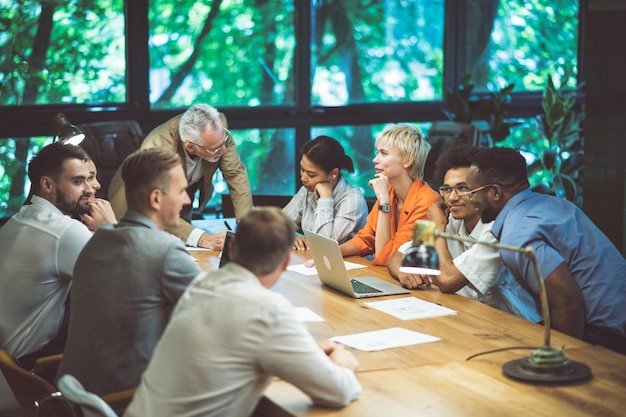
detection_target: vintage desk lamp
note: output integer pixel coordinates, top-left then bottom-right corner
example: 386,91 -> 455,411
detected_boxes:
51,113 -> 85,145
400,220 -> 591,384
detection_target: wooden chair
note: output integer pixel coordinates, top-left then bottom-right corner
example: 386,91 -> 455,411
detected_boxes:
33,356 -> 135,414
32,354 -> 63,385
0,350 -> 71,417
0,351 -> 135,417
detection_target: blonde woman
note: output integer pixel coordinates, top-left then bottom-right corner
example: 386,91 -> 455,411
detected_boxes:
339,124 -> 439,265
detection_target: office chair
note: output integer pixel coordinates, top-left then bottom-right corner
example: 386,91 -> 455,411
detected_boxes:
57,374 -> 122,417
0,350 -> 71,417
78,120 -> 144,199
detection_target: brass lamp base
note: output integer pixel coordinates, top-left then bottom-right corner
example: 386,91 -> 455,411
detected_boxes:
502,346 -> 591,384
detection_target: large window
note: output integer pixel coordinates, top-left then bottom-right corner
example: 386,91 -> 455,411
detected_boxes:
311,0 -> 445,104
469,0 -> 579,92
0,0 -> 581,219
149,0 -> 296,108
0,0 -> 126,105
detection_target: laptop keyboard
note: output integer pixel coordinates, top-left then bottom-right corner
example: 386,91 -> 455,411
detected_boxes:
350,279 -> 383,294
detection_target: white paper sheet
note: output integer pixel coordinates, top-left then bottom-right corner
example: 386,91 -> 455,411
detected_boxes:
331,327 -> 440,351
364,297 -> 457,320
287,261 -> 366,276
295,307 -> 324,322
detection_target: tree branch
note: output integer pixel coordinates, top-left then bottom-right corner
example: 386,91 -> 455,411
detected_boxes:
156,0 -> 224,105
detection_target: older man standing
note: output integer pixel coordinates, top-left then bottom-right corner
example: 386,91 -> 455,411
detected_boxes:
0,142 -> 94,416
109,104 -> 253,250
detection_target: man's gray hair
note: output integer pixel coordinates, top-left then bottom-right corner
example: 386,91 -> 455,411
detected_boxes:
179,104 -> 221,144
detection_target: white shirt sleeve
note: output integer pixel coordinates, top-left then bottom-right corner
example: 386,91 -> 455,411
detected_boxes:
257,301 -> 361,407
57,220 -> 93,278
452,221 -> 502,297
185,227 -> 205,247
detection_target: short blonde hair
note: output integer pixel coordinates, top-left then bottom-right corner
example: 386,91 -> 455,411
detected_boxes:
376,124 -> 431,180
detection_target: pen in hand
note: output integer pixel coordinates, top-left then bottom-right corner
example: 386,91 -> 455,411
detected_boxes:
224,220 -> 233,231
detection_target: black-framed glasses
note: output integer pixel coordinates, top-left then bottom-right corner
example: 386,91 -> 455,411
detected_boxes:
193,128 -> 230,155
438,184 -> 471,197
465,183 -> 498,199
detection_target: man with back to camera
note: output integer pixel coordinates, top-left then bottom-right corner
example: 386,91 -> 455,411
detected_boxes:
108,103 -> 253,250
124,207 -> 361,417
56,148 -> 203,397
387,146 -> 540,321
0,142 -> 94,416
466,147 -> 626,353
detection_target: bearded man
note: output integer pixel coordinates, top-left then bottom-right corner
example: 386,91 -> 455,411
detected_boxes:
0,142 -> 94,416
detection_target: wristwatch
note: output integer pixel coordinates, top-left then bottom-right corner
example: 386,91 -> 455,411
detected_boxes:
378,203 -> 391,213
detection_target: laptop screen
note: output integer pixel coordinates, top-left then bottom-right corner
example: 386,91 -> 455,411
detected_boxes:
219,231 -> 236,268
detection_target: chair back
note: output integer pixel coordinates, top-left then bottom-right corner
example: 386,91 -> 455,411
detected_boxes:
33,354 -> 63,385
78,120 -> 144,199
0,350 -> 71,417
57,375 -> 118,417
221,194 -> 293,218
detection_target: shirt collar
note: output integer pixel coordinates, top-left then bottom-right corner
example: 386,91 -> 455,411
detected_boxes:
30,195 -> 64,216
118,210 -> 160,230
491,188 -> 533,239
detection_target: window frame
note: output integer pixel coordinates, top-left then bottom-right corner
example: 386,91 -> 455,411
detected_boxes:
0,0 -> 585,201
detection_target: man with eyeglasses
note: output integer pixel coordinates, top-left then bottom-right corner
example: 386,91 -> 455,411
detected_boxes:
466,147 -> 626,354
108,104 -> 253,250
388,146 -> 540,321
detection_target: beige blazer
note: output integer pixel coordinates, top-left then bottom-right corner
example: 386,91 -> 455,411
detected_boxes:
108,113 -> 253,241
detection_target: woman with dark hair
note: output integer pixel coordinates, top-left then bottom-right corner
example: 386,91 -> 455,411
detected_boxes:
283,135 -> 368,249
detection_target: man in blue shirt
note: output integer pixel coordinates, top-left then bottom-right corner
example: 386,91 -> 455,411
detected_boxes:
466,147 -> 626,354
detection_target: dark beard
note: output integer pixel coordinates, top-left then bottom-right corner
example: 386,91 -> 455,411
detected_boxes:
56,189 -> 91,217
479,205 -> 498,224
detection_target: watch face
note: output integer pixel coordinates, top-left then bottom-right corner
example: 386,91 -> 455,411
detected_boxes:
379,204 -> 391,213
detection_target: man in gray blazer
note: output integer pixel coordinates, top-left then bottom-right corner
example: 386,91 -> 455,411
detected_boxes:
56,148 -> 203,396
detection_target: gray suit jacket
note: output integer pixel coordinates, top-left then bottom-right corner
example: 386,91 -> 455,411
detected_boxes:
56,211 -> 202,395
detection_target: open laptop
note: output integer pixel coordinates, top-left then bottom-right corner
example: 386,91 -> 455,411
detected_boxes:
303,230 -> 410,298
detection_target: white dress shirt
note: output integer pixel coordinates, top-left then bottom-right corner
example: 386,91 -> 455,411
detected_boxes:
124,263 -> 361,417
0,195 -> 92,358
399,216 -> 540,322
0,195 -> 92,416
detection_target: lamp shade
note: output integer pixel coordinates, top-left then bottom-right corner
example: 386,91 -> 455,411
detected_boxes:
399,244 -> 440,275
399,219 -> 440,275
51,113 -> 85,145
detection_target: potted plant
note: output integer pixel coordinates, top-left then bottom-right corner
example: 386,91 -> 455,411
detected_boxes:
532,75 -> 584,203
443,74 -> 515,146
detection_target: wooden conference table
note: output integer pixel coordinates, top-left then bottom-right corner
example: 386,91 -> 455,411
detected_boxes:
187,231 -> 626,417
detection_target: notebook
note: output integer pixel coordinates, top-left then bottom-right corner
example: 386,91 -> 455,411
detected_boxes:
303,230 -> 410,298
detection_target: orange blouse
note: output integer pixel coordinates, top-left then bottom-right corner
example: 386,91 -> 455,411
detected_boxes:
348,180 -> 440,265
